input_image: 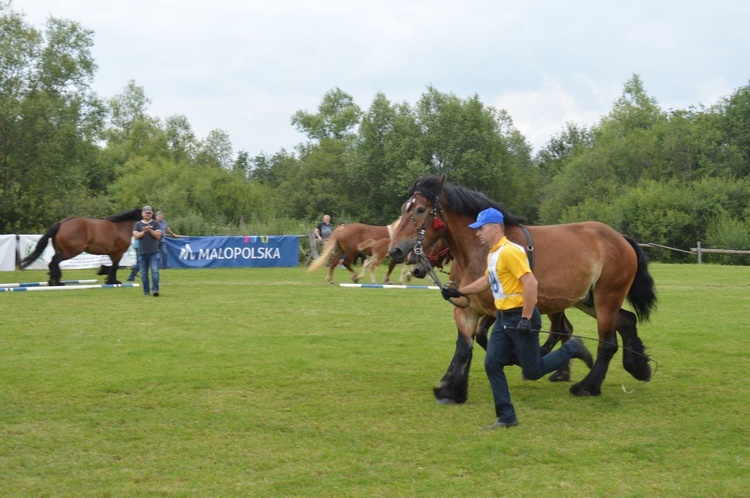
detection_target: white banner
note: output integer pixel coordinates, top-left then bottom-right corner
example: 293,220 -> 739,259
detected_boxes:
0,234 -> 16,271
17,235 -> 137,270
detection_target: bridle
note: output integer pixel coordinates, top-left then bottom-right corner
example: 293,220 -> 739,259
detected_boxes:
405,192 -> 469,309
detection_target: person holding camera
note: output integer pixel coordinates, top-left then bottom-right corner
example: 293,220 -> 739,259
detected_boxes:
132,205 -> 162,296
441,207 -> 593,429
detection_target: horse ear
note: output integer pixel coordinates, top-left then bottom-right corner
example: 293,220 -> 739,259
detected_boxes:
438,175 -> 446,187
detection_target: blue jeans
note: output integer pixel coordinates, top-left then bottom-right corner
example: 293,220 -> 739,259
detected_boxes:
138,252 -> 161,295
485,308 -> 579,423
159,243 -> 168,269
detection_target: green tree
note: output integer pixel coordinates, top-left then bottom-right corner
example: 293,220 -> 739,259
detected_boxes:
0,4 -> 105,232
291,87 -> 362,141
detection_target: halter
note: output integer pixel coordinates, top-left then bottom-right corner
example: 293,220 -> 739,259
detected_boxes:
406,192 -> 468,309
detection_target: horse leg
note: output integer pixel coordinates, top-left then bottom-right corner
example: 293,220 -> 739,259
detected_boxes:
475,314 -> 494,351
570,302 -> 620,396
617,309 -> 651,381
368,257 -> 379,284
433,310 -> 478,404
355,257 -> 371,283
383,260 -> 397,284
48,254 -> 65,286
106,257 -> 122,284
545,312 -> 573,382
343,254 -> 360,283
325,247 -> 340,284
399,264 -> 412,285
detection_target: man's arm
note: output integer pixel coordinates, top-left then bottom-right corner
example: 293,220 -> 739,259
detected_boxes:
458,275 -> 490,296
519,272 -> 538,319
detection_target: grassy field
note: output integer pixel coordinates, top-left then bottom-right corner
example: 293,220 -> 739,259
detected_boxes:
1,263 -> 748,496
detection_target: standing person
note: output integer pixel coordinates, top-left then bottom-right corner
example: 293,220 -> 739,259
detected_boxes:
441,207 -> 593,429
133,205 -> 162,297
314,214 -> 334,246
126,237 -> 140,281
154,210 -> 183,269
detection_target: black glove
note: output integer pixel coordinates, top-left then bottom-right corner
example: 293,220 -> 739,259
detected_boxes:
441,284 -> 463,300
516,318 -> 533,333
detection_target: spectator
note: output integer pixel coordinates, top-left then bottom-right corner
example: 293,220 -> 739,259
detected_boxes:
133,205 -> 162,297
154,210 -> 184,269
126,237 -> 140,281
314,214 -> 334,246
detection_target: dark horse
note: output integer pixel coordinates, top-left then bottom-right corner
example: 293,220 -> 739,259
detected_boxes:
389,176 -> 657,402
21,208 -> 142,286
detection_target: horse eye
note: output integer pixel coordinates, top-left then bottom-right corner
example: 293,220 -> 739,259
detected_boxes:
416,206 -> 426,215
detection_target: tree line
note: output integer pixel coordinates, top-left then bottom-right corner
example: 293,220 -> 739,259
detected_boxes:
2,4 -> 750,263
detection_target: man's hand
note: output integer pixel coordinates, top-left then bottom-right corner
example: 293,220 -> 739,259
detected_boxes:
517,318 -> 533,333
441,284 -> 463,301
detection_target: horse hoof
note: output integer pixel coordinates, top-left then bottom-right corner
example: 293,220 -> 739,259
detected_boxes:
435,398 -> 458,405
624,361 -> 652,382
569,382 -> 600,397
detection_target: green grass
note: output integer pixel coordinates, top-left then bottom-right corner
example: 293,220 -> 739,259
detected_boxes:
1,264 -> 748,496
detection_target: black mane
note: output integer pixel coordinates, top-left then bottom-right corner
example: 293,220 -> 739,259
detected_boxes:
409,176 -> 526,226
106,208 -> 143,223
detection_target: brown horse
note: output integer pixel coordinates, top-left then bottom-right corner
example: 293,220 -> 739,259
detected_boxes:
21,209 -> 142,286
356,236 -> 453,284
389,176 -> 657,402
308,221 -> 399,284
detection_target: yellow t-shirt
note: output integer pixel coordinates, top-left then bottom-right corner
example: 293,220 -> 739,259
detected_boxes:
485,236 -> 532,311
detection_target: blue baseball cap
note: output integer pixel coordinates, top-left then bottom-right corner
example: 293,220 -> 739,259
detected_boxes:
468,207 -> 505,229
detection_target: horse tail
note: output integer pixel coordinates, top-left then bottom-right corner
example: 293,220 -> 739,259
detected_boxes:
20,223 -> 60,268
624,235 -> 657,324
307,232 -> 339,273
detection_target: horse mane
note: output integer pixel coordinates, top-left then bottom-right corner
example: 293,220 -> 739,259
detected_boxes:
409,175 -> 526,226
106,208 -> 143,223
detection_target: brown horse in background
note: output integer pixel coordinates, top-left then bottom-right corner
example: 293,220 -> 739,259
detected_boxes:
389,176 -> 657,402
21,209 -> 141,286
308,221 -> 398,284
355,238 -> 405,284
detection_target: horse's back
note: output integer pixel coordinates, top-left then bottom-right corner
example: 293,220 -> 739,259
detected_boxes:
55,216 -> 132,256
518,222 -> 638,311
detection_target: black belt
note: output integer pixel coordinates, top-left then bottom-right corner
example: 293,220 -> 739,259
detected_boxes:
498,307 -> 523,316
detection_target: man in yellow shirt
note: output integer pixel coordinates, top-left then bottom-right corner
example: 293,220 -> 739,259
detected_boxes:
442,207 -> 593,429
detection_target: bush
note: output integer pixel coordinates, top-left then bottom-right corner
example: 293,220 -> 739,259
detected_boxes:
704,214 -> 750,265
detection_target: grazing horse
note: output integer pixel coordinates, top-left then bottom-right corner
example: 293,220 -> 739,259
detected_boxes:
20,209 -> 142,286
389,176 -> 657,402
308,221 -> 398,284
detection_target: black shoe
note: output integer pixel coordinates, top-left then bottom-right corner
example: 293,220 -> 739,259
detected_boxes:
569,336 -> 594,369
482,420 -> 518,429
153,292 -> 159,297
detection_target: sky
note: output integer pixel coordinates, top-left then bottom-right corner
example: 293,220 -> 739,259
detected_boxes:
16,0 -> 750,158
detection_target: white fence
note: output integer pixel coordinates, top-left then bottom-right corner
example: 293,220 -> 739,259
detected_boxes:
640,242 -> 750,264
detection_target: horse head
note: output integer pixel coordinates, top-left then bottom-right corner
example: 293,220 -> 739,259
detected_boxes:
389,175 -> 448,264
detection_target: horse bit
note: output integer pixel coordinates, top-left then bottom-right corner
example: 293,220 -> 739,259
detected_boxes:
406,192 -> 469,309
